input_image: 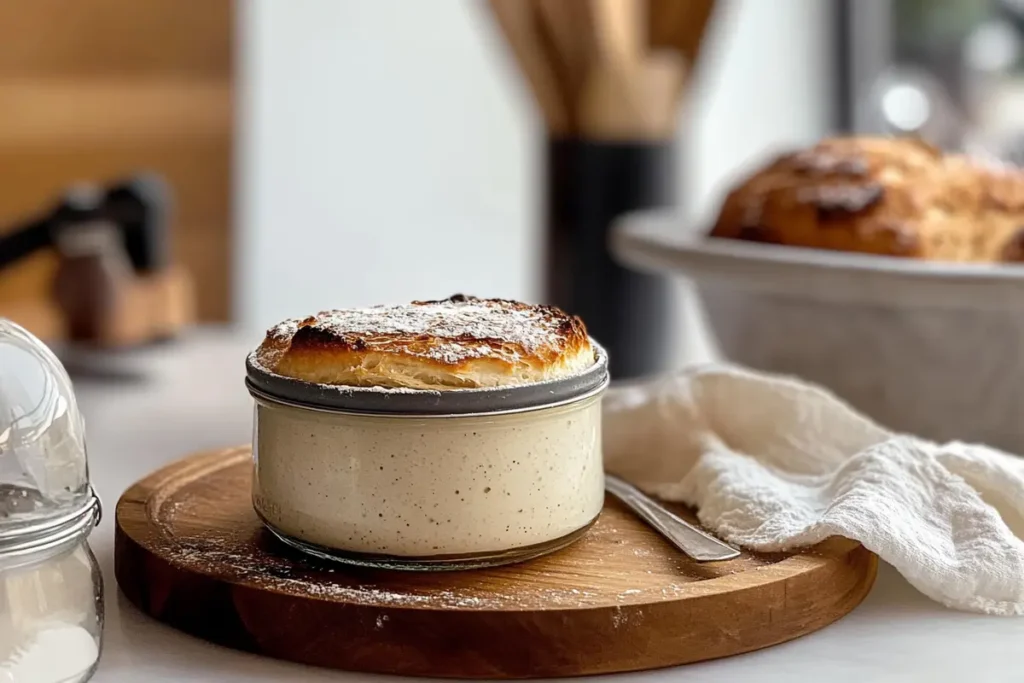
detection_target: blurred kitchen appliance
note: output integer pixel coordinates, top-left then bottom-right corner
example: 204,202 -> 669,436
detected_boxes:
486,0 -> 717,380
0,174 -> 194,347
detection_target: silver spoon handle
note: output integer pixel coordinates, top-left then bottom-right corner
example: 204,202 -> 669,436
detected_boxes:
604,474 -> 740,562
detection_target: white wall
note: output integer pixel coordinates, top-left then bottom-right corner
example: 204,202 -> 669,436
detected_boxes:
676,0 -> 834,361
683,0 -> 833,221
235,0 -> 539,336
235,0 -> 833,346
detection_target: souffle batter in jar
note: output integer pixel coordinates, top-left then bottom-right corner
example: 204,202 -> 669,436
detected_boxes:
247,295 -> 608,568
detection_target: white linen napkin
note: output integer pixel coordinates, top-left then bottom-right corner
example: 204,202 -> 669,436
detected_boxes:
602,363 -> 1024,616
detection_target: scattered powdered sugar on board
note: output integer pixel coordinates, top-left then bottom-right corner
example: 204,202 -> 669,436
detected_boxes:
153,491 -> 721,614
163,536 -> 610,610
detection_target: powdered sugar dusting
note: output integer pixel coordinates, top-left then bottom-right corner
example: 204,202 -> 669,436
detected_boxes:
251,295 -> 599,391
268,317 -> 301,342
306,295 -> 575,364
317,383 -> 438,396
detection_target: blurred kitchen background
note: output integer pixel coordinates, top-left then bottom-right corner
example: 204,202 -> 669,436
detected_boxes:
2,0 -> 1022,370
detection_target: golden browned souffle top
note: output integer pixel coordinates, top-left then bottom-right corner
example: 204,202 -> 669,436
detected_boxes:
254,295 -> 595,390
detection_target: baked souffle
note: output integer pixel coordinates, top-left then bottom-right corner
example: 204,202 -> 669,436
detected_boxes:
254,294 -> 595,390
710,136 -> 1024,261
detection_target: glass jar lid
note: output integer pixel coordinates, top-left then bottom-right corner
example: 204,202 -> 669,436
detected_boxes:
0,319 -> 99,557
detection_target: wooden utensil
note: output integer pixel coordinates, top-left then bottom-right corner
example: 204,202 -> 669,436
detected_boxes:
486,0 -> 571,134
590,0 -> 645,62
534,0 -> 594,119
483,0 -> 717,378
115,446 -> 877,678
577,65 -> 642,140
637,49 -> 687,137
649,0 -> 717,72
579,49 -> 685,140
577,0 -> 645,139
486,0 -> 714,137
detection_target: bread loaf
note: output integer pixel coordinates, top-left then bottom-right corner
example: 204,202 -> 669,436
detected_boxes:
710,137 -> 1024,262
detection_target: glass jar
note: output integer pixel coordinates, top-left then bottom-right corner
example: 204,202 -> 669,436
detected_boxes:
0,319 -> 103,682
246,342 -> 609,571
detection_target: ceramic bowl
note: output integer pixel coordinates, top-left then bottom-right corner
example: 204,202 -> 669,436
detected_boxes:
613,212 -> 1024,453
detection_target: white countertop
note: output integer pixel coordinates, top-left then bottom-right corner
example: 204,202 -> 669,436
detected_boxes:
75,329 -> 1023,682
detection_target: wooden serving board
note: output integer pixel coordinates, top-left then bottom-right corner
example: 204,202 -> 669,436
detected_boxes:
115,447 -> 877,679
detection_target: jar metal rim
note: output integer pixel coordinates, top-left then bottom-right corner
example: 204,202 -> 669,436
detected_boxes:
245,340 -> 610,417
248,374 -> 609,418
0,487 -> 101,559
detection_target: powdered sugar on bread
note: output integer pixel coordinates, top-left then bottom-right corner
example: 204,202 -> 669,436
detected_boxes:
255,295 -> 595,390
